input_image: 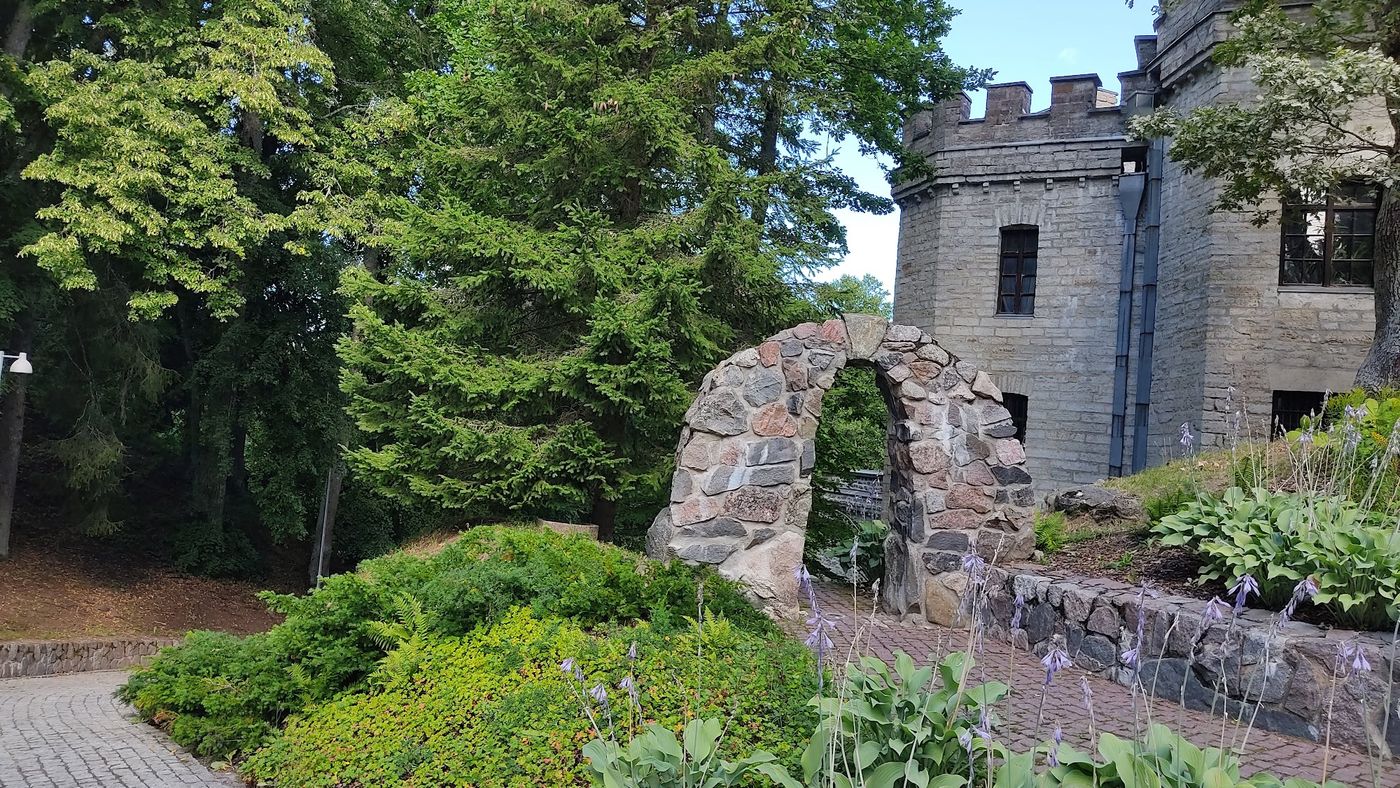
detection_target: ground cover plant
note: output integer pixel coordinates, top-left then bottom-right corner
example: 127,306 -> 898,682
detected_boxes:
120,526 -> 774,761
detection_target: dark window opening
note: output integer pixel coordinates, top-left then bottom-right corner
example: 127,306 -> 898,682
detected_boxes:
1003,393 -> 1029,444
1121,147 -> 1148,174
1271,390 -> 1325,434
1280,182 -> 1379,287
997,225 -> 1038,316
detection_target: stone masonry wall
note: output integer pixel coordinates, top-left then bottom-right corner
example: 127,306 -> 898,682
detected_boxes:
0,637 -> 180,678
646,314 -> 1035,616
979,565 -> 1398,757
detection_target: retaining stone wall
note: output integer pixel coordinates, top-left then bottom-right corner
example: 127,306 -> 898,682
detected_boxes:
979,565 -> 1399,757
0,638 -> 180,679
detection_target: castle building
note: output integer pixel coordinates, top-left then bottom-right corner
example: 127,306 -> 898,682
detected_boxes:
892,0 -> 1382,491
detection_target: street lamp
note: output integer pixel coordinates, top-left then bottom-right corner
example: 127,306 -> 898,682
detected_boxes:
1,352 -> 31,378
2,352 -> 32,377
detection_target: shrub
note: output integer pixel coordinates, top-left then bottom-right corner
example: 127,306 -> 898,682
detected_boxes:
122,525 -> 771,760
1154,487 -> 1400,629
243,610 -> 818,787
813,519 -> 888,583
1285,390 -> 1400,514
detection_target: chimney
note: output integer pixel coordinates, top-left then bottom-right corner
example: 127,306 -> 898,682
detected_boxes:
1049,74 -> 1103,112
984,82 -> 1031,124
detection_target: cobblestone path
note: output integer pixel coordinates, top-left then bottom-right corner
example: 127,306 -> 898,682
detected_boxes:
0,671 -> 240,788
809,582 -> 1400,788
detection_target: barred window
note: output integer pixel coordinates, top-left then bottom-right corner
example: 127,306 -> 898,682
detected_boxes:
997,225 -> 1038,315
1271,390 -> 1324,434
1280,182 -> 1378,287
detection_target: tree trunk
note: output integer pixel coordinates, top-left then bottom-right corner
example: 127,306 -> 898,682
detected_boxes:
751,87 -> 783,228
1357,184 -> 1400,391
590,496 -> 617,543
0,315 -> 35,559
3,0 -> 34,62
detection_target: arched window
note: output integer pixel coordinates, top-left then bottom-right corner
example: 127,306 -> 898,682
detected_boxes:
1280,182 -> 1378,287
997,225 -> 1038,315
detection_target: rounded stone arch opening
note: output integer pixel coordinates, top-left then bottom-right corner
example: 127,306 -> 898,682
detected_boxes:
645,314 -> 1035,617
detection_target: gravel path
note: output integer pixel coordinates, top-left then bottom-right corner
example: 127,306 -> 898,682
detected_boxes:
0,671 -> 240,788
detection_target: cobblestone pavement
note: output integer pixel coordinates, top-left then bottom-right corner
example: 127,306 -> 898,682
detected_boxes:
809,583 -> 1400,788
0,671 -> 240,788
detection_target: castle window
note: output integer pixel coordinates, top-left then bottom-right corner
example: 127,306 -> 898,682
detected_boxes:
996,225 -> 1038,315
1003,392 -> 1029,444
1280,182 -> 1378,287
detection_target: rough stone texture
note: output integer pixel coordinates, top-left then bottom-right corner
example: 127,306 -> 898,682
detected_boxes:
0,638 -> 180,679
650,314 -> 1035,615
890,1 -> 1380,493
0,671 -> 243,787
980,564 -> 1398,757
1049,485 -> 1145,523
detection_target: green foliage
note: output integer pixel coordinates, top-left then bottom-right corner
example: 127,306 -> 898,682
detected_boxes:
119,631 -> 306,760
814,519 -> 889,584
1287,390 -> 1400,513
1154,487 -> 1400,628
243,610 -> 817,786
803,651 -> 1006,787
583,718 -> 800,788
1033,512 -> 1067,554
996,723 -> 1333,788
122,526 -> 772,759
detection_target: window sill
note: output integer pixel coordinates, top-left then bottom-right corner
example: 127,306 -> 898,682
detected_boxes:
1277,286 -> 1374,296
993,313 -> 1036,319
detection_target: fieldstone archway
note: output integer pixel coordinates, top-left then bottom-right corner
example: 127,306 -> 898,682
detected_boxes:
646,314 -> 1035,618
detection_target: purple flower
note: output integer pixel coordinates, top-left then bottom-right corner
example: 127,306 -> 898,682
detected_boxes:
1010,593 -> 1025,630
1080,675 -> 1093,708
1049,726 -> 1063,767
794,564 -> 812,594
560,658 -> 575,676
1042,647 -> 1070,685
1120,647 -> 1139,667
1202,596 -> 1226,627
958,729 -> 973,750
1179,422 -> 1195,450
973,708 -> 993,740
805,612 -> 836,652
1229,574 -> 1259,612
1340,641 -> 1372,675
961,552 -> 986,584
618,675 -> 640,707
1279,576 -> 1319,624
627,641 -> 638,661
589,683 -> 609,705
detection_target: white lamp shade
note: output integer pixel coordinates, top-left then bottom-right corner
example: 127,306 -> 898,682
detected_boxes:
8,352 -> 32,375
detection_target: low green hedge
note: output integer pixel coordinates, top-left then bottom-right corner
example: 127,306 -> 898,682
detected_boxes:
242,609 -> 817,786
120,525 -> 773,760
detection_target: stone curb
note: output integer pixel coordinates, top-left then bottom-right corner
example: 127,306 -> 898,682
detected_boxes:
0,637 -> 181,679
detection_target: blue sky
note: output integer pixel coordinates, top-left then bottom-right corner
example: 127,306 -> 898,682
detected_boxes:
821,0 -> 1154,299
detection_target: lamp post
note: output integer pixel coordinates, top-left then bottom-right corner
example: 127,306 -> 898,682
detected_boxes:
0,350 -> 34,559
1,352 -> 33,379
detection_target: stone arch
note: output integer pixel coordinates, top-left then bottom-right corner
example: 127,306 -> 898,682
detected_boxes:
646,314 -> 1035,617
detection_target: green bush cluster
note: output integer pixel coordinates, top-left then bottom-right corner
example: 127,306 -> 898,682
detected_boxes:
1291,390 -> 1400,513
1033,512 -> 1068,554
243,610 -> 817,786
1154,487 -> 1400,629
121,526 -> 774,760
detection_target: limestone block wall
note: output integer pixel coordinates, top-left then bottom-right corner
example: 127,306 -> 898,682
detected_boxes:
646,314 -> 1034,615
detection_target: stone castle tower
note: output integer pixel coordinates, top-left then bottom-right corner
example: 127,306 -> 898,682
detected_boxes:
893,0 -> 1381,491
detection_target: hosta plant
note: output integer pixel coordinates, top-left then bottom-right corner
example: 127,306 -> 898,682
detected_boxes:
996,724 -> 1337,788
582,718 -> 800,788
1154,487 -> 1399,628
802,650 -> 1007,788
